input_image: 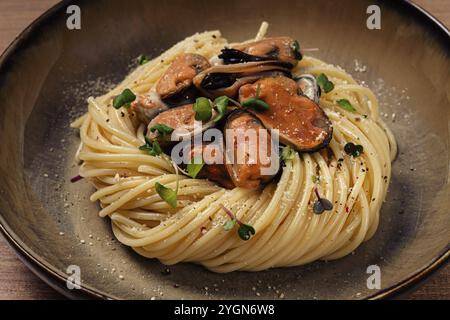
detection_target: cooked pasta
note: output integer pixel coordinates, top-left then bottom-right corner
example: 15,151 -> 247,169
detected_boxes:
71,23 -> 396,273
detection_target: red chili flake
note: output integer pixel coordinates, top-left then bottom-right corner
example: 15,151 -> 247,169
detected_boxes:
70,175 -> 83,183
345,206 -> 349,213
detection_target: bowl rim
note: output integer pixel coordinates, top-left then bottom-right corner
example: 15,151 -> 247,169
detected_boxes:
0,0 -> 448,300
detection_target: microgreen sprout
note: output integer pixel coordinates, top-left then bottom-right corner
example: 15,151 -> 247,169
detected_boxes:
313,188 -> 333,214
113,89 -> 136,109
220,204 -> 256,241
344,142 -> 364,158
316,73 -> 334,94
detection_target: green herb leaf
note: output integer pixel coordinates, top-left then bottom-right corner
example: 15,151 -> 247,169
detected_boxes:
241,98 -> 270,110
193,97 -> 213,121
337,99 -> 356,112
139,138 -> 162,156
150,140 -> 162,156
139,144 -> 149,152
316,73 -> 328,87
313,200 -> 325,214
241,84 -> 269,110
312,175 -> 320,184
316,73 -> 334,94
149,124 -> 174,136
238,224 -> 256,241
323,81 -> 334,93
138,54 -> 150,65
313,198 -> 334,214
321,198 -> 334,211
155,182 -> 177,208
187,156 -> 204,179
313,188 -> 334,214
213,96 -> 229,122
344,142 -> 354,156
223,219 -> 237,231
113,89 -> 136,109
220,205 -> 256,240
281,146 -> 295,161
344,142 -> 364,158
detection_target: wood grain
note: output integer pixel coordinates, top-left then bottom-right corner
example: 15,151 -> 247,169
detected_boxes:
0,0 -> 448,300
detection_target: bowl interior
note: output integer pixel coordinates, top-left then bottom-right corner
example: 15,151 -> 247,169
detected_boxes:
0,0 -> 449,299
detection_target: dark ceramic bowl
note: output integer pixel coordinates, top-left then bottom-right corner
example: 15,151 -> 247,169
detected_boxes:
0,0 -> 449,300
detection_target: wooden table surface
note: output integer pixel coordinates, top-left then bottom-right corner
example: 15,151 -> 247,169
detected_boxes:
0,0 -> 449,300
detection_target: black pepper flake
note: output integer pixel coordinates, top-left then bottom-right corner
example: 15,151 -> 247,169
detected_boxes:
120,111 -> 125,117
212,35 -> 217,39
337,158 -> 344,169
161,268 -> 171,275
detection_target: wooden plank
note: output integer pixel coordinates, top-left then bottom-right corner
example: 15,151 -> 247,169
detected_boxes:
0,235 -> 62,299
0,0 -> 448,300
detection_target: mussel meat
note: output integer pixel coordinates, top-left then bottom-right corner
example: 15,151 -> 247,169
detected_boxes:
146,104 -> 217,144
219,37 -> 302,67
224,110 -> 279,189
130,91 -> 169,124
239,76 -> 332,152
193,61 -> 291,99
156,53 -> 210,102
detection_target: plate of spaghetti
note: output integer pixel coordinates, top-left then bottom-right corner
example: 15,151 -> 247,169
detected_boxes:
0,0 -> 449,300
